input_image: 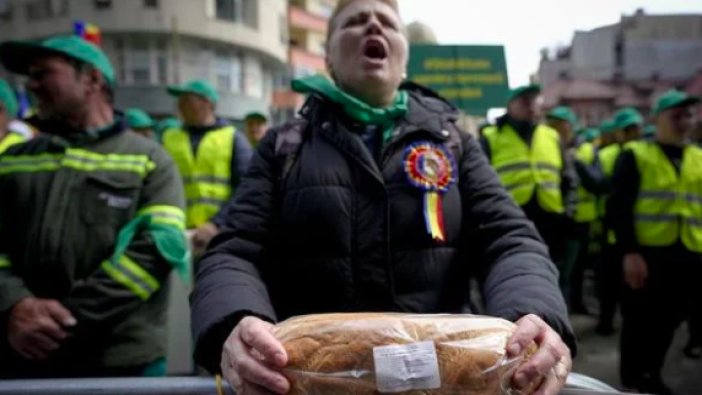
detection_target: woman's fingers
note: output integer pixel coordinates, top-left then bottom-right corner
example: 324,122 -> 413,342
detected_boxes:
507,314 -> 543,356
232,337 -> 290,394
508,314 -> 571,391
221,317 -> 291,395
239,317 -> 288,367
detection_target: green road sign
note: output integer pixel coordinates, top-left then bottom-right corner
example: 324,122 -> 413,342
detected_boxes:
408,45 -> 510,116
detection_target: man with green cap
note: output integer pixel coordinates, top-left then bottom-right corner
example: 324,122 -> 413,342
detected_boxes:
594,107 -> 645,335
597,119 -> 617,148
482,85 -> 577,267
0,36 -> 189,378
243,111 -> 269,147
0,79 -> 26,154
125,108 -> 156,140
163,79 -> 253,252
546,107 -> 603,310
608,90 -> 701,393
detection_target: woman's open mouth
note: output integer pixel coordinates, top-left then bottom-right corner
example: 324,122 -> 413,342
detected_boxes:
362,38 -> 388,66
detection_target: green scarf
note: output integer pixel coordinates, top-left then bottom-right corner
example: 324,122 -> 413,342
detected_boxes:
291,75 -> 408,143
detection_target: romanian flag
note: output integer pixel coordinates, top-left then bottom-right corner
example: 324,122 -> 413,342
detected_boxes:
73,21 -> 102,46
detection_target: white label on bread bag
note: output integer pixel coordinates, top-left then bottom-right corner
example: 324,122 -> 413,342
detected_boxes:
373,341 -> 441,393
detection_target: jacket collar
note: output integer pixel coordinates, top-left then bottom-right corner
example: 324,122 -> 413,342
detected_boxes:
299,89 -> 456,143
27,112 -> 126,147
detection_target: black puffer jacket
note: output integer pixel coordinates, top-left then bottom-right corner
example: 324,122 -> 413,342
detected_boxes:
191,88 -> 575,372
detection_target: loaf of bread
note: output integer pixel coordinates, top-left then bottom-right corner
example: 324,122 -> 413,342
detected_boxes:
274,313 -> 535,395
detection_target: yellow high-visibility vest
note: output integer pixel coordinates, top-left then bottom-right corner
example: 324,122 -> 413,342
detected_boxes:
574,142 -> 597,223
484,124 -> 564,213
631,141 -> 702,252
0,132 -> 25,154
163,126 -> 235,228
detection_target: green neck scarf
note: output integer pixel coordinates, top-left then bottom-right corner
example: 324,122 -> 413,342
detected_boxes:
292,74 -> 408,127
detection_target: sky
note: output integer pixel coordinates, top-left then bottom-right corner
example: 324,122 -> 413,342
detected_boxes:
400,0 -> 702,88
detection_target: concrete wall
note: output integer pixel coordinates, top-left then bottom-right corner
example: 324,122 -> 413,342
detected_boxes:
571,25 -> 618,80
624,40 -> 702,81
1,0 -> 288,64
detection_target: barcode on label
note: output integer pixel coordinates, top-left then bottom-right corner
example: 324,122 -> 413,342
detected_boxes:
373,341 -> 441,393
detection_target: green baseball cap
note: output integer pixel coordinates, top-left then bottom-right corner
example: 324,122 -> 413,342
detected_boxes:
155,117 -> 181,133
244,111 -> 269,122
167,79 -> 219,104
613,107 -> 644,130
507,84 -> 541,103
599,119 -> 617,135
547,106 -> 578,127
0,36 -> 115,87
652,90 -> 700,116
579,127 -> 600,142
125,108 -> 155,129
643,124 -> 657,138
0,79 -> 18,117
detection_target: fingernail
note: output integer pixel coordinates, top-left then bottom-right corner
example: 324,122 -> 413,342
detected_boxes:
274,352 -> 286,366
508,343 -> 522,356
514,372 -> 528,388
65,317 -> 77,326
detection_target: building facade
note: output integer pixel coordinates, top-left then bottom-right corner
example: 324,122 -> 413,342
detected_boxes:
0,0 -> 289,119
272,0 -> 335,122
538,10 -> 702,125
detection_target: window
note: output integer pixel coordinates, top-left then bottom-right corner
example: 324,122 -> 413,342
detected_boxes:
231,54 -> 243,93
129,42 -> 151,85
144,0 -> 158,8
214,52 -> 232,91
26,0 -> 67,21
155,41 -> 168,84
94,0 -> 111,10
0,0 -> 13,19
215,0 -> 257,28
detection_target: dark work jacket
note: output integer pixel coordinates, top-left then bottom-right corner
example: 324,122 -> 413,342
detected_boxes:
190,89 -> 576,373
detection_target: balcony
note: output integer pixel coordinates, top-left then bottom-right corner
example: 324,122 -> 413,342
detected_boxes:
290,47 -> 326,72
289,5 -> 328,34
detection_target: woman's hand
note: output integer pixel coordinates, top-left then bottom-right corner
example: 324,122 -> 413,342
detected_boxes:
221,316 -> 290,395
507,314 -> 572,395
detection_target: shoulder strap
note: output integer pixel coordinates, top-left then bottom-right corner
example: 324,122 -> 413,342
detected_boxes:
274,118 -> 309,186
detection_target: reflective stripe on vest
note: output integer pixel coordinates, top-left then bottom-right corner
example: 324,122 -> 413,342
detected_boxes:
162,126 -> 235,229
484,124 -> 564,213
0,132 -> 25,154
574,142 -> 597,223
631,141 -> 702,252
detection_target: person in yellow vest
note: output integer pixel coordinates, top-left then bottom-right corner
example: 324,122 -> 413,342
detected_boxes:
570,127 -> 604,314
163,80 -> 254,251
125,108 -> 156,140
597,119 -> 617,148
595,107 -> 645,335
609,90 -> 701,394
0,79 -> 25,154
481,85 -> 577,268
243,111 -> 269,148
545,107 -> 582,305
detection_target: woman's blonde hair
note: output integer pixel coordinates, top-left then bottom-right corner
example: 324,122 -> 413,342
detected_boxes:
327,0 -> 401,40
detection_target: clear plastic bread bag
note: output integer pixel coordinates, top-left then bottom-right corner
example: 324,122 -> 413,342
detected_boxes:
273,313 -> 537,395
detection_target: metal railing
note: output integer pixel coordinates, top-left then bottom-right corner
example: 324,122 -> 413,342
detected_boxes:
0,373 -> 618,395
